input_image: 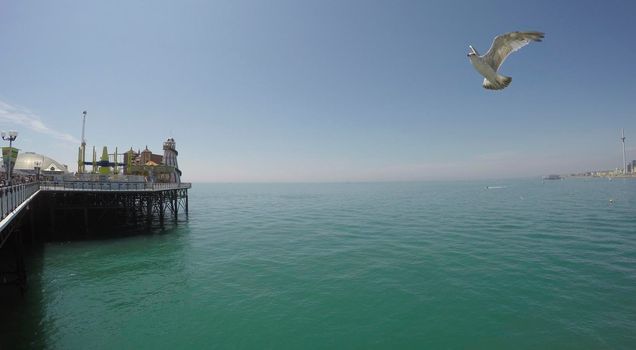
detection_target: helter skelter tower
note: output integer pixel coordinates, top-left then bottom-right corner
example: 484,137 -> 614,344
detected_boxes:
163,137 -> 182,183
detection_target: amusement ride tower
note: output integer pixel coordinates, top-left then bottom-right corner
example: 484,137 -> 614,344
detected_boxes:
163,137 -> 181,183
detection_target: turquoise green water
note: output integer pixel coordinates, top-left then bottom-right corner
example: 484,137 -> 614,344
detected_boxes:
5,179 -> 636,349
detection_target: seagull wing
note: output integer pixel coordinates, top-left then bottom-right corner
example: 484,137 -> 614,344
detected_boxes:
483,31 -> 544,71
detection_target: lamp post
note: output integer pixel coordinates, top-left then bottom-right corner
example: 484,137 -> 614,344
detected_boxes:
34,160 -> 41,182
1,130 -> 18,186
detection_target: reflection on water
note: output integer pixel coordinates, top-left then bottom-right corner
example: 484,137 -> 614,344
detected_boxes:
0,245 -> 46,349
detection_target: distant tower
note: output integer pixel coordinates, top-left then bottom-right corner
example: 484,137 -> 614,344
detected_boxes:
621,128 -> 626,174
163,138 -> 181,183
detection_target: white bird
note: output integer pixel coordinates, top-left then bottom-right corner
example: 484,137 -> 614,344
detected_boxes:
467,31 -> 544,90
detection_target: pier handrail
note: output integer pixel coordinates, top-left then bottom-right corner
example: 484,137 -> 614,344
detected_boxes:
0,183 -> 40,220
38,181 -> 191,192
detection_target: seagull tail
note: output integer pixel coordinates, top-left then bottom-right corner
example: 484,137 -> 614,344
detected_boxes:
498,75 -> 512,88
483,75 -> 512,90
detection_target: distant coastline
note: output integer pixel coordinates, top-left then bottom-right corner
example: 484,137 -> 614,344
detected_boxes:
564,172 -> 636,179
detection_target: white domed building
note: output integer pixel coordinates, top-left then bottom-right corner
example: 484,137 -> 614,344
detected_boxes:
3,151 -> 68,175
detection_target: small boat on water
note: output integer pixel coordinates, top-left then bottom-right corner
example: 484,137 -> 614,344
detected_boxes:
542,174 -> 562,180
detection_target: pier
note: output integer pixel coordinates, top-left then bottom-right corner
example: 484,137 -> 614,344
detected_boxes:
40,180 -> 191,238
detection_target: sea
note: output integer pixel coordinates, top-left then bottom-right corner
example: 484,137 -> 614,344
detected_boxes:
2,178 -> 635,349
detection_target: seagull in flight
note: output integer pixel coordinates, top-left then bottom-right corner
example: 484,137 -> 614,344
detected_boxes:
468,31 -> 544,90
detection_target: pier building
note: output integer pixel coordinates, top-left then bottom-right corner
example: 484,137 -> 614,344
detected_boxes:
13,152 -> 67,175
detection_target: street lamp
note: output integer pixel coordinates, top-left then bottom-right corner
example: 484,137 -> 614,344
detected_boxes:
34,160 -> 42,181
1,130 -> 18,186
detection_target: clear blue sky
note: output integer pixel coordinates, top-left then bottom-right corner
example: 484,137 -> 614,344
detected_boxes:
1,0 -> 635,182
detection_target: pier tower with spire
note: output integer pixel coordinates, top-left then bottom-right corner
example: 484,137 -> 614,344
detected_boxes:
163,138 -> 181,183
